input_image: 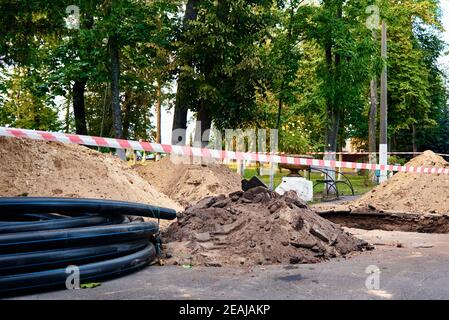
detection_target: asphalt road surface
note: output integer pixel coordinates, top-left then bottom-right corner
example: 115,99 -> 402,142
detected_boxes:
9,229 -> 449,300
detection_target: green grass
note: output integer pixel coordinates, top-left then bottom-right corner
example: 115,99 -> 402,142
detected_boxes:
228,164 -> 375,201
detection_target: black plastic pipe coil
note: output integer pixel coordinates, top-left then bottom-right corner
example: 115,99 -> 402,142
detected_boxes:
0,197 -> 177,295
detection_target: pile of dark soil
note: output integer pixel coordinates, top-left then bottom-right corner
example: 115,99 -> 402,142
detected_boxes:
162,187 -> 371,266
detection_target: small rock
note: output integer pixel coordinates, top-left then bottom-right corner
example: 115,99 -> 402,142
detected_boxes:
268,201 -> 283,213
329,233 -> 339,246
290,256 -> 301,264
195,196 -> 217,208
212,199 -> 230,208
242,186 -> 269,201
194,232 -> 212,242
253,194 -> 264,203
205,262 -> 222,267
412,243 -> 434,249
230,191 -> 244,201
290,240 -> 316,249
294,217 -> 304,231
310,225 -> 330,243
284,192 -> 307,208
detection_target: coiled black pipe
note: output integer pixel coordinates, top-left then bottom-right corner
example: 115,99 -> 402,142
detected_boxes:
0,197 -> 177,220
0,221 -> 159,253
0,239 -> 149,275
0,215 -> 125,234
0,243 -> 156,294
0,197 -> 176,295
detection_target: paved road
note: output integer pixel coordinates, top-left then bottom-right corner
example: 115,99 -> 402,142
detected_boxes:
10,229 -> 449,300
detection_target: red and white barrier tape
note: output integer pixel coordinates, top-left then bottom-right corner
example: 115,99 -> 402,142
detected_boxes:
1,126 -> 448,175
304,151 -> 449,157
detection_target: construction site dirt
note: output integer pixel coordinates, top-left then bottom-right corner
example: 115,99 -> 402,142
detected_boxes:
162,187 -> 371,266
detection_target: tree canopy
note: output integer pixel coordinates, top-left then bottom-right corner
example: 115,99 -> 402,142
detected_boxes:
0,0 -> 447,154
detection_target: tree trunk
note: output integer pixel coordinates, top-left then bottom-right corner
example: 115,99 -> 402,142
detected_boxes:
217,0 -> 229,21
172,0 -> 200,145
324,48 -> 340,154
70,9 -> 94,136
195,104 -> 213,148
330,3 -> 342,154
65,86 -> 71,133
184,0 -> 199,23
100,85 -> 109,138
122,91 -> 131,140
276,96 -> 283,130
324,3 -> 342,154
109,34 -> 125,160
392,134 -> 397,151
275,6 -> 295,132
324,26 -> 334,151
193,0 -> 225,147
172,100 -> 188,145
325,110 -> 340,153
72,79 -> 88,135
412,123 -> 417,153
323,2 -> 343,194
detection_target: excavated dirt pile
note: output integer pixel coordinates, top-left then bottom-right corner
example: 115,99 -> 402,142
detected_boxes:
163,187 -> 370,266
0,137 -> 182,211
353,150 -> 449,214
134,157 -> 241,207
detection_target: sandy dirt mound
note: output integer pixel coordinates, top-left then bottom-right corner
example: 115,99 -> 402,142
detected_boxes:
353,150 -> 449,214
162,187 -> 370,266
0,137 -> 182,212
134,157 -> 242,207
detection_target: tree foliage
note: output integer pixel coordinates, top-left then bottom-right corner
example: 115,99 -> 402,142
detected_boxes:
0,0 -> 447,155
